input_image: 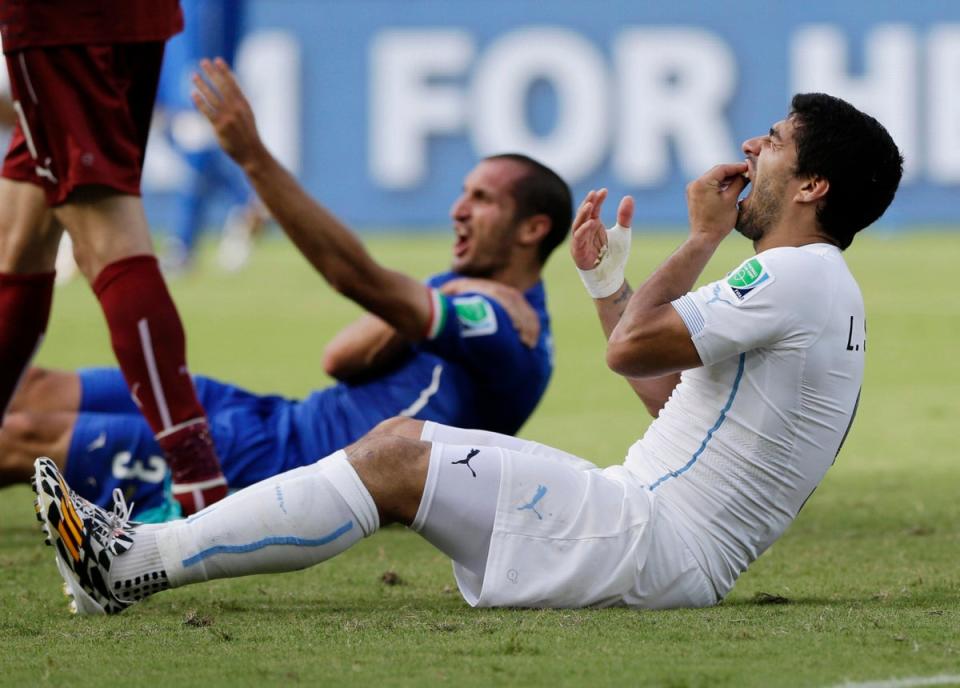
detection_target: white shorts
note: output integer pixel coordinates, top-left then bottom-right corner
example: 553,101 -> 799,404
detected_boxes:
420,422 -> 717,610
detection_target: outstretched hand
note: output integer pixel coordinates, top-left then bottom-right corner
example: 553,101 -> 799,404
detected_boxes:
571,189 -> 634,299
192,58 -> 264,169
570,189 -> 634,270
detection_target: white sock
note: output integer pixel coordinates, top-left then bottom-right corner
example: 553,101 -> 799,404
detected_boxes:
151,451 -> 379,587
108,524 -> 171,602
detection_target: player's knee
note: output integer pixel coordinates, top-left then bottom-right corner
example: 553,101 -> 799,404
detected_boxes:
8,367 -> 80,415
366,416 -> 425,441
0,412 -> 39,442
346,433 -> 430,525
17,367 -> 49,399
0,414 -> 41,485
349,433 -> 428,483
0,410 -> 70,451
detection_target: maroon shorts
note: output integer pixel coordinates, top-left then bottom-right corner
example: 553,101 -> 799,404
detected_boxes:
1,42 -> 165,206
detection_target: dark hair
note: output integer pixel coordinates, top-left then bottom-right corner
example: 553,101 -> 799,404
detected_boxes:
789,93 -> 903,249
484,153 -> 573,264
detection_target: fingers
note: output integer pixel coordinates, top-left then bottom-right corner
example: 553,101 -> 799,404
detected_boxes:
519,321 -> 540,348
192,57 -> 245,119
591,188 -> 608,221
616,195 -> 634,229
191,69 -> 222,118
720,173 -> 749,198
572,189 -> 608,235
703,162 -> 749,188
710,161 -> 749,180
572,191 -> 596,233
191,90 -> 216,121
204,57 -> 243,100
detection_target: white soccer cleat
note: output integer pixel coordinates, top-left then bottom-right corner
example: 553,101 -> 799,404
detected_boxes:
32,457 -> 165,615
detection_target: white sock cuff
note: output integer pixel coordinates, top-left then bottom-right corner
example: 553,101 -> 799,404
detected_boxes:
410,441 -> 443,533
323,451 -> 380,537
156,522 -> 192,588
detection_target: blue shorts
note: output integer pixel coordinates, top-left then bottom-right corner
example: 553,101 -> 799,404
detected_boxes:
65,368 -> 314,521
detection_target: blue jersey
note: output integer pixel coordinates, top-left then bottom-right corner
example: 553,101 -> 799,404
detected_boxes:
66,275 -> 553,519
287,273 -> 552,463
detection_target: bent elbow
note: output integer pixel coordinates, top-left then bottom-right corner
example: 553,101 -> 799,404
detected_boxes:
606,340 -> 638,377
606,336 -> 659,378
321,347 -> 348,379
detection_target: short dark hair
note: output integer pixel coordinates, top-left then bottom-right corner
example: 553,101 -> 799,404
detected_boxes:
789,93 -> 903,250
485,153 -> 573,264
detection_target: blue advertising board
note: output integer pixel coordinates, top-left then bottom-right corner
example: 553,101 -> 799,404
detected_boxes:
142,0 -> 960,230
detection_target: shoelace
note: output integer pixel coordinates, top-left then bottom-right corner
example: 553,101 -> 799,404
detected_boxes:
74,488 -> 135,546
106,488 -> 135,536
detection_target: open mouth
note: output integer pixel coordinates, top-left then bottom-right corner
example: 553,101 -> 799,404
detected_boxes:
453,227 -> 470,258
738,163 -> 754,206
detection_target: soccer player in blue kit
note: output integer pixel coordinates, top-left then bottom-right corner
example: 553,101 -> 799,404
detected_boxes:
0,60 -> 572,521
155,0 -> 265,273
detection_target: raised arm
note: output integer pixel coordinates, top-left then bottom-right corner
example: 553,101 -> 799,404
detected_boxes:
192,58 -> 431,340
570,189 -> 681,416
605,163 -> 749,378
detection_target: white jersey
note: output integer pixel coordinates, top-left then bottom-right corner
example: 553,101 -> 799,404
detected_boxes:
626,243 -> 865,599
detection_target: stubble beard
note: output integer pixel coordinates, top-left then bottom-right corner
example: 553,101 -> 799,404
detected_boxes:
734,177 -> 784,242
453,222 -> 517,278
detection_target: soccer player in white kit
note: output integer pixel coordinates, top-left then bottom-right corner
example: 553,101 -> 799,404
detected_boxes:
33,92 -> 903,614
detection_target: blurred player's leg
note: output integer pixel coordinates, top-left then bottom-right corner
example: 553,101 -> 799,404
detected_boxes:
0,3 -> 223,515
58,192 -> 226,514
162,146 -> 212,275
157,0 -> 253,275
5,367 -> 82,415
216,195 -> 267,272
0,410 -> 72,486
0,179 -> 61,417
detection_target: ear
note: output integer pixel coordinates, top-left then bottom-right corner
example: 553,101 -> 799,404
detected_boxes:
516,213 -> 552,248
795,175 -> 829,204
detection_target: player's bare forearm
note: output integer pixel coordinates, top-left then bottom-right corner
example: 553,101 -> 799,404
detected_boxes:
322,315 -> 409,381
264,162 -> 429,335
607,234 -> 719,378
242,154 -> 430,337
595,282 -> 680,415
629,234 -> 720,312
194,58 -> 432,339
593,281 -> 634,340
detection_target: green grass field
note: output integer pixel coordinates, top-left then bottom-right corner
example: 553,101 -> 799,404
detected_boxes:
1,231 -> 958,687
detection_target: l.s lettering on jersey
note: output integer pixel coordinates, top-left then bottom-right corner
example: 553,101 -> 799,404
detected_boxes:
845,315 -> 866,352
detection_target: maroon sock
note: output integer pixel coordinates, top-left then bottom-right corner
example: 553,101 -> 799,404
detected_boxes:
95,255 -> 226,515
0,271 -> 55,416
92,255 -> 208,434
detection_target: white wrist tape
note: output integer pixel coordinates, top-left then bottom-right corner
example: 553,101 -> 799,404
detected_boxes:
576,223 -> 632,299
